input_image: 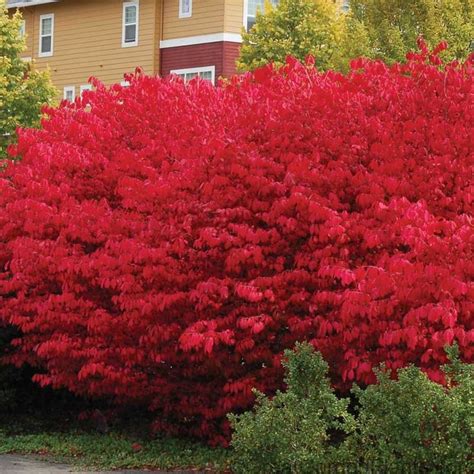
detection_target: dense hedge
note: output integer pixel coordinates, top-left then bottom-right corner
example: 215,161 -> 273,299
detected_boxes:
0,42 -> 473,443
230,343 -> 473,473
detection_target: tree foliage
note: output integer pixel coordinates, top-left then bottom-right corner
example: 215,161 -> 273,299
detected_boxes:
0,46 -> 472,444
346,0 -> 474,65
0,1 -> 56,159
238,0 -> 346,72
238,0 -> 474,72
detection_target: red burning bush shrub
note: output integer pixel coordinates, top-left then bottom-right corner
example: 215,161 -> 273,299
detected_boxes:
0,43 -> 473,444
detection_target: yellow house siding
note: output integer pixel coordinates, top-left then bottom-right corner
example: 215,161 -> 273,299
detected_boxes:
152,0 -> 163,73
224,0 -> 244,35
16,0 -> 159,96
162,0 -> 226,40
19,8 -> 35,56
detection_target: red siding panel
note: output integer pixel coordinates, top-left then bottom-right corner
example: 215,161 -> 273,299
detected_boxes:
160,41 -> 241,80
222,42 -> 241,77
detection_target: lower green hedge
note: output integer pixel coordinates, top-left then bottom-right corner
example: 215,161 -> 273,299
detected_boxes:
229,343 -> 473,473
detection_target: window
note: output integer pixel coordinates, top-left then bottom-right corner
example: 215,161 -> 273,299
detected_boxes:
170,66 -> 215,85
63,86 -> 75,102
80,84 -> 93,96
19,20 -> 25,38
39,14 -> 54,57
244,0 -> 279,31
122,1 -> 139,47
179,0 -> 192,18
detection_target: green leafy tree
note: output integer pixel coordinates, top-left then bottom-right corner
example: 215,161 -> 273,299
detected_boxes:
0,1 -> 56,159
237,0 -> 347,72
343,0 -> 474,64
238,0 -> 473,73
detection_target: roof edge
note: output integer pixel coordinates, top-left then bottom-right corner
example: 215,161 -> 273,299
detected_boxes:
7,0 -> 60,9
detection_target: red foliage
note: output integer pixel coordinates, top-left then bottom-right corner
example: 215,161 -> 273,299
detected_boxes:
0,46 -> 473,444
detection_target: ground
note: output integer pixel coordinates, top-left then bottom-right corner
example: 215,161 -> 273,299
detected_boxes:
0,454 -> 203,473
0,414 -> 229,473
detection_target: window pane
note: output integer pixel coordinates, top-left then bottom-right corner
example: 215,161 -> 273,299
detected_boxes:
125,24 -> 136,42
248,0 -> 264,17
247,16 -> 256,31
182,0 -> 191,14
80,85 -> 92,96
64,89 -> 74,102
247,0 -> 279,29
185,72 -> 199,81
199,71 -> 213,82
125,6 -> 137,24
41,36 -> 52,53
41,18 -> 52,35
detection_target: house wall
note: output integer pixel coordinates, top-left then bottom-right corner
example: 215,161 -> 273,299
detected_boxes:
13,0 -> 249,95
16,0 -> 161,97
160,0 -> 244,80
160,0 -> 245,38
224,0 -> 244,34
162,0 -> 227,40
161,40 -> 239,78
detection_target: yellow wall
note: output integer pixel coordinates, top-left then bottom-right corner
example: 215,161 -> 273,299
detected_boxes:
14,0 -> 251,96
18,0 -> 160,97
224,0 -> 244,35
162,0 -> 227,40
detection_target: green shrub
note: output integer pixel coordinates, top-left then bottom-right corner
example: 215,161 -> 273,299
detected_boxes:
229,343 -> 473,473
349,345 -> 473,473
229,342 -> 355,473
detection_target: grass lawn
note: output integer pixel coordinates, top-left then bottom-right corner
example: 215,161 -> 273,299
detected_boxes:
0,415 -> 231,472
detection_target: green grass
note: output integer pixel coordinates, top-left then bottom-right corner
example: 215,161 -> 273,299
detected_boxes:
0,415 -> 231,471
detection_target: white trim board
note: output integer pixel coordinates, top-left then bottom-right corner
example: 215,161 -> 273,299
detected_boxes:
7,0 -> 59,8
160,33 -> 242,49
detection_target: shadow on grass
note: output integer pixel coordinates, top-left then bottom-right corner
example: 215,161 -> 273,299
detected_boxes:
0,412 -> 231,472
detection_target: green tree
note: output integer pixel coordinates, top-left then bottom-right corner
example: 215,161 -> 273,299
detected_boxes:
0,1 -> 56,159
237,0 -> 347,72
343,0 -> 474,64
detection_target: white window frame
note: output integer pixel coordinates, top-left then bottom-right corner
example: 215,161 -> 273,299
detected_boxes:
170,66 -> 216,85
63,86 -> 75,102
122,1 -> 139,48
80,84 -> 93,96
243,0 -> 249,28
39,13 -> 54,57
179,0 -> 192,18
